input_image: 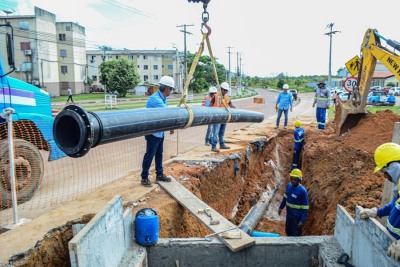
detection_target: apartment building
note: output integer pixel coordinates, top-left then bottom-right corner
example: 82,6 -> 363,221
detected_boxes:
0,7 -> 86,97
86,49 -> 182,93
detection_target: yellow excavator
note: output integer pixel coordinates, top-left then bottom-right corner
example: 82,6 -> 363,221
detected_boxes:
336,29 -> 400,135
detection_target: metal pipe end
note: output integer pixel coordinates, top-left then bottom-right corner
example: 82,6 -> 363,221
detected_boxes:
53,105 -> 94,158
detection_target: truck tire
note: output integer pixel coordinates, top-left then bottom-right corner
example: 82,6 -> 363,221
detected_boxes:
0,139 -> 44,209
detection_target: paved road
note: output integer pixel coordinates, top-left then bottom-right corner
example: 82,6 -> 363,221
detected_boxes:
0,89 -> 316,226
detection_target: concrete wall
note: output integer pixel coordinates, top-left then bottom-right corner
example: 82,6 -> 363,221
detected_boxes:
147,236 -> 327,267
334,205 -> 399,267
69,195 -> 126,267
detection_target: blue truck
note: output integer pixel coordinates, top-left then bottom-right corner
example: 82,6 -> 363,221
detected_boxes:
0,24 -> 65,208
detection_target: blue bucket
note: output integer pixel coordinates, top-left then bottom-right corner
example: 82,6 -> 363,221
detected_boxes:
250,231 -> 280,237
135,208 -> 159,246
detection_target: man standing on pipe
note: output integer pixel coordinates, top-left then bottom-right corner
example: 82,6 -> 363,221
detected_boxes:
278,169 -> 309,236
140,76 -> 175,187
210,82 -> 236,153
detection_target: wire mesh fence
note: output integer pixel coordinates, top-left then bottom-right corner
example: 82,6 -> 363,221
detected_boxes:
0,92 -> 272,229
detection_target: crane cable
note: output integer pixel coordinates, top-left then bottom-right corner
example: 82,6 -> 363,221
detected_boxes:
177,3 -> 231,128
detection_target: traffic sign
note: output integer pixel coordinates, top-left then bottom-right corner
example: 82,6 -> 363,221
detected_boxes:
343,76 -> 357,92
345,55 -> 361,76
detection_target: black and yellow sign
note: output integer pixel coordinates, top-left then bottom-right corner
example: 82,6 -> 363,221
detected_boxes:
345,55 -> 361,76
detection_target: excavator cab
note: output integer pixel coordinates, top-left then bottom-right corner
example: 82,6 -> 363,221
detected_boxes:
335,29 -> 400,135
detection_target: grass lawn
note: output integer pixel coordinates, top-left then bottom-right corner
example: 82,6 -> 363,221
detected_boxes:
51,93 -> 144,103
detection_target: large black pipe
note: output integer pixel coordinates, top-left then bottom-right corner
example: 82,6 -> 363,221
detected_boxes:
53,105 -> 264,158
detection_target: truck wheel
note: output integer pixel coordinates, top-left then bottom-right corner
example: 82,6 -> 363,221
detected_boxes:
0,139 -> 44,209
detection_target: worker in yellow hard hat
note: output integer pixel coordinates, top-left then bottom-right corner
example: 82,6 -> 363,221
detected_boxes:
291,120 -> 305,170
359,142 -> 400,261
278,168 -> 309,236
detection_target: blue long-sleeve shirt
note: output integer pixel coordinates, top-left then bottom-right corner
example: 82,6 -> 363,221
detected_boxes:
377,192 -> 400,240
279,182 -> 309,224
294,127 -> 305,150
146,90 -> 167,138
276,92 -> 293,110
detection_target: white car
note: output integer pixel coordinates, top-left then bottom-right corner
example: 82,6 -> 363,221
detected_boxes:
391,87 -> 400,96
338,92 -> 351,102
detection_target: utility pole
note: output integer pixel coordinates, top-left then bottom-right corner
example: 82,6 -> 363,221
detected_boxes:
325,23 -> 340,90
226,46 -> 234,87
239,54 -> 243,89
236,52 -> 242,89
172,43 -> 181,93
177,24 -> 194,89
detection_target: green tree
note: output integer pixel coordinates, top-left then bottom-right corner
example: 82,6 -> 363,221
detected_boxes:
99,58 -> 140,97
277,79 -> 285,89
186,52 -> 226,93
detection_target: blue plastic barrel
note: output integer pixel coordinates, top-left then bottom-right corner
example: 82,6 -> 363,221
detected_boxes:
135,208 -> 159,246
250,231 -> 280,237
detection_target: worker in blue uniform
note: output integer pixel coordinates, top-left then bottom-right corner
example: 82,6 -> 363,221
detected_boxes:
292,120 -> 305,170
278,168 -> 309,236
359,143 -> 400,261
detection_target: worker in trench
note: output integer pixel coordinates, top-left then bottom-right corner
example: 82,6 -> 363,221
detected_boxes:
359,142 -> 400,261
278,168 -> 309,236
291,120 -> 305,170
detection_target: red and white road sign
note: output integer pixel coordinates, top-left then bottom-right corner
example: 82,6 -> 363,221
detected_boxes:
343,76 -> 357,92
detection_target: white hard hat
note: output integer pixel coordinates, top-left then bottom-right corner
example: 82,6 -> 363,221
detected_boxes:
209,86 -> 217,93
159,76 -> 175,89
221,82 -> 230,91
283,84 -> 289,89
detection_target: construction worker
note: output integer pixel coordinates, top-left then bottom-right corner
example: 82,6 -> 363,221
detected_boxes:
278,168 -> 309,236
203,86 -> 217,146
292,120 -> 305,170
275,84 -> 293,129
140,76 -> 175,187
359,143 -> 400,261
312,80 -> 330,130
210,82 -> 236,153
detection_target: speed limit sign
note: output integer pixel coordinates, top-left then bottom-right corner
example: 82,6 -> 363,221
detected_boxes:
344,76 -> 357,92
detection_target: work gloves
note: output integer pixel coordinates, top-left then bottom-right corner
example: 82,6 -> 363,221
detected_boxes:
388,240 -> 400,261
359,207 -> 377,219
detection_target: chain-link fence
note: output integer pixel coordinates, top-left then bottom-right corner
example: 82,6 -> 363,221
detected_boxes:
0,93 -> 271,229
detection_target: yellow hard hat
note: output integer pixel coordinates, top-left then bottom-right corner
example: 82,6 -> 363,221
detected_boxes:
294,120 -> 301,128
374,143 -> 400,173
290,168 -> 303,179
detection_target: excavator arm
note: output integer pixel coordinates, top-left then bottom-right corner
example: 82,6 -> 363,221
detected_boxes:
336,29 -> 400,135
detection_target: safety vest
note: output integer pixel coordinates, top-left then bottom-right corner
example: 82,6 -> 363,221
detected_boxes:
202,94 -> 214,107
211,94 -> 230,107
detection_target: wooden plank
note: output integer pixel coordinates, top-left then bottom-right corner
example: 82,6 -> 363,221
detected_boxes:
158,177 -> 255,252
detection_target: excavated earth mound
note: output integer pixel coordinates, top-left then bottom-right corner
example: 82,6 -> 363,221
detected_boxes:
6,110 -> 400,266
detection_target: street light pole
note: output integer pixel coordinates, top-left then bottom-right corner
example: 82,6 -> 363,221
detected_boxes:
325,23 -> 340,90
177,24 -> 193,89
226,46 -> 233,86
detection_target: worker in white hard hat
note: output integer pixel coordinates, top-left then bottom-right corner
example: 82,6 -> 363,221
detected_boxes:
203,86 -> 217,146
209,82 -> 236,153
312,80 -> 330,130
275,84 -> 293,129
140,76 -> 175,187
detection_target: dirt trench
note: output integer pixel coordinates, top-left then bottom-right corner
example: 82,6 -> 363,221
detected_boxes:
6,110 -> 399,266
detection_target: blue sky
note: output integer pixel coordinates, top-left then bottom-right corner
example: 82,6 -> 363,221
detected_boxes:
2,0 -> 399,77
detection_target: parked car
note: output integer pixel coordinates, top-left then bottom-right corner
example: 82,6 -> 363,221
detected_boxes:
391,87 -> 400,96
338,92 -> 351,102
367,91 -> 395,106
289,89 -> 298,101
369,86 -> 382,92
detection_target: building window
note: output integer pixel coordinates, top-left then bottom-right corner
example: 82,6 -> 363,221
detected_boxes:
19,21 -> 29,31
116,55 -> 119,59
61,66 -> 68,74
168,65 -> 173,70
91,55 -> 96,60
137,65 -> 140,68
143,55 -> 148,59
59,34 -> 66,41
92,75 -> 97,81
60,49 -> 67,58
154,75 -> 159,80
144,75 -> 148,81
153,65 -> 158,70
144,65 -> 148,70
20,42 -> 31,50
66,25 -> 71,31
128,55 -> 134,60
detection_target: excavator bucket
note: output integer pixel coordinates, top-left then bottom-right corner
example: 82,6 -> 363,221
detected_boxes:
334,92 -> 368,135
